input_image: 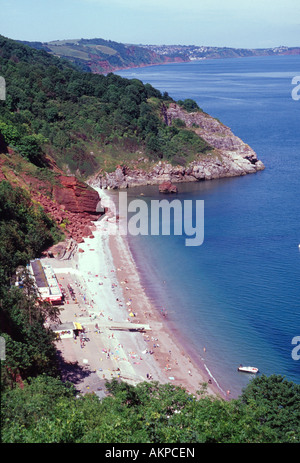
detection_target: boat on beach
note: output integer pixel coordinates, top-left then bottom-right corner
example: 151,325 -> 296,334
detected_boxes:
237,365 -> 259,374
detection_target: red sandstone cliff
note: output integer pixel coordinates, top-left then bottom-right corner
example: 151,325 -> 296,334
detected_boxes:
0,155 -> 103,244
53,175 -> 100,215
40,175 -> 102,243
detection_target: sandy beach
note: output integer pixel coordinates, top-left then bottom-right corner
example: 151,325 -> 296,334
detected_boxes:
48,188 -> 224,399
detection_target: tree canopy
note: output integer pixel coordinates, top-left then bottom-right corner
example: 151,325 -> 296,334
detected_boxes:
1,375 -> 299,443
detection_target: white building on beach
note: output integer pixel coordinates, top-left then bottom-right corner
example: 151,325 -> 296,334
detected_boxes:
28,259 -> 63,304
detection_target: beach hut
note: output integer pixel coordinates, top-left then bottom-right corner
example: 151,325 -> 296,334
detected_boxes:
50,321 -> 83,339
51,322 -> 74,339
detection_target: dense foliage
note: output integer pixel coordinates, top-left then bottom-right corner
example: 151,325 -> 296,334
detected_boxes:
0,181 -> 61,280
0,35 -> 210,177
0,180 -> 62,389
1,375 -> 299,443
177,98 -> 201,112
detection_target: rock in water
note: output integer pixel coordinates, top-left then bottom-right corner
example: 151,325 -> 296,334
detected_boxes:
159,181 -> 178,193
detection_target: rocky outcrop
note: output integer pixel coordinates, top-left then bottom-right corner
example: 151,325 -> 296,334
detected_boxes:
159,181 -> 178,193
0,158 -> 103,243
40,175 -> 102,243
36,191 -> 98,243
90,103 -> 264,190
164,103 -> 258,157
53,175 -> 100,215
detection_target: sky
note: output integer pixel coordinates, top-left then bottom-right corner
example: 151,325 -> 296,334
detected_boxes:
1,0 -> 299,48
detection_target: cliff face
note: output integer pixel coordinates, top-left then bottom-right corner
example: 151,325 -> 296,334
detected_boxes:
53,175 -> 100,215
40,175 -> 102,243
88,50 -> 187,74
35,178 -> 101,244
90,103 -> 264,190
0,154 -> 103,243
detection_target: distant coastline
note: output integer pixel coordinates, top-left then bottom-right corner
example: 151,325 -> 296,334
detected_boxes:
19,37 -> 300,74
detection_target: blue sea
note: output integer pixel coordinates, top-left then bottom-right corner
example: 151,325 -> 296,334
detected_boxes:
116,55 -> 300,398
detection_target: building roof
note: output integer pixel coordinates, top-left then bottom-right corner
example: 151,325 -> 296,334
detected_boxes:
30,260 -> 48,288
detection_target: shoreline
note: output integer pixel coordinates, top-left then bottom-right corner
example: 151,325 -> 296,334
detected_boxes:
126,236 -> 229,397
111,50 -> 296,76
50,187 -> 227,400
109,224 -> 226,399
97,187 -> 225,398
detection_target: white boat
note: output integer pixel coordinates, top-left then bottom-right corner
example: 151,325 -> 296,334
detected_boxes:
237,365 -> 259,374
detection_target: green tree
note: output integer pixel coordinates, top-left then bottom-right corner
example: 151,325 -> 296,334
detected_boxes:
177,98 -> 201,112
240,374 -> 300,442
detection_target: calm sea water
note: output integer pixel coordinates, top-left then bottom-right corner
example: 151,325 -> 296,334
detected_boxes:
116,56 -> 300,397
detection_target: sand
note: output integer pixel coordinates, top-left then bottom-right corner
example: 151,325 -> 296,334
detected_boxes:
48,188 -> 225,399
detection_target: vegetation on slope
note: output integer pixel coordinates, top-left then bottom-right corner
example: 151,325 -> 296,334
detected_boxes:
0,35 -> 211,179
1,375 -> 300,443
0,181 -> 61,281
0,181 -> 63,389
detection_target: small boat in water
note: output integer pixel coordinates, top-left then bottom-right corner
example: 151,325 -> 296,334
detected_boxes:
237,365 -> 259,374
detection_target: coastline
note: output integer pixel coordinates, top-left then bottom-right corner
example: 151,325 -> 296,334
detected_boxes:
109,224 -> 226,399
51,186 -> 226,399
97,187 -> 225,398
125,235 -> 230,398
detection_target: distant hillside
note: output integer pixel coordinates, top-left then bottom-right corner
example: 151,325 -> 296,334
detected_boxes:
20,38 -> 187,74
20,37 -> 300,74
